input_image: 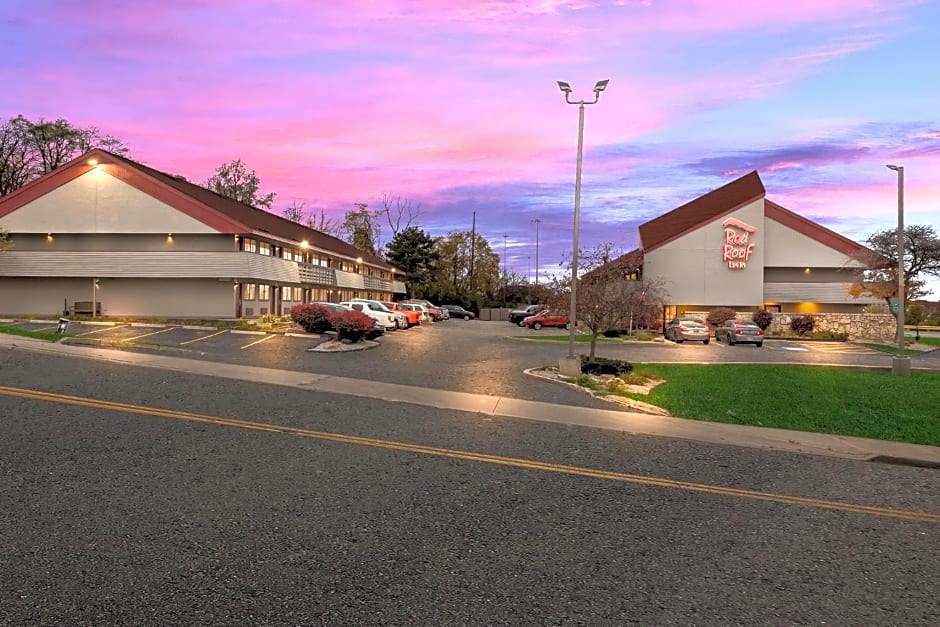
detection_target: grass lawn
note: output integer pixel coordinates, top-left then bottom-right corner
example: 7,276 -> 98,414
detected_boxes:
0,324 -> 64,342
618,364 -> 940,446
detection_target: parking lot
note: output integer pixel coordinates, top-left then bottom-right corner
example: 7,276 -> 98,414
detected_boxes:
5,318 -> 936,404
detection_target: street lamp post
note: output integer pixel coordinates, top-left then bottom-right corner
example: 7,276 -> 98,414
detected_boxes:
557,79 -> 609,375
886,164 -> 910,376
532,218 -> 541,286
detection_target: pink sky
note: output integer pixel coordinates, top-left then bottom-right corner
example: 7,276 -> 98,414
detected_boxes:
3,0 -> 939,294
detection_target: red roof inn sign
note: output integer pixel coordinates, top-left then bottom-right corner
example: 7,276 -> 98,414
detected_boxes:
722,217 -> 757,270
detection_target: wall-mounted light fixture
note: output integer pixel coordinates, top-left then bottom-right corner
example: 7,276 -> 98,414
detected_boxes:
46,233 -> 53,242
356,257 -> 363,264
87,158 -> 99,167
300,240 -> 309,249
166,233 -> 174,243
803,267 -> 811,275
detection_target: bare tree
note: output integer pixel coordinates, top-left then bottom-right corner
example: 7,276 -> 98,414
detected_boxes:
379,194 -> 421,239
550,244 -> 668,359
282,200 -> 342,237
0,116 -> 36,196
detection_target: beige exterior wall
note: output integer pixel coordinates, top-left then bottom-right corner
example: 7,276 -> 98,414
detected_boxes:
764,267 -> 856,282
0,277 -> 233,318
645,198 -> 765,306
0,169 -> 217,234
763,219 -> 867,269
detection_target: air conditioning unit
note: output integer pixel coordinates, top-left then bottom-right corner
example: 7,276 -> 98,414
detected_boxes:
245,307 -> 254,316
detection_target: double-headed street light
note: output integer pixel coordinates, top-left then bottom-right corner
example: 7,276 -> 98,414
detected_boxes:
557,79 -> 609,375
886,164 -> 909,376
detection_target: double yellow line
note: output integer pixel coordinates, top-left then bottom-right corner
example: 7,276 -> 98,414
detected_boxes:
1,384 -> 937,523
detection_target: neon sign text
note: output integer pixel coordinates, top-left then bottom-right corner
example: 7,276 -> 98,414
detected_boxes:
721,217 -> 757,270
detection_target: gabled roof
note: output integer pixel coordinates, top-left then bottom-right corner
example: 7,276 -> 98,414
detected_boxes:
0,148 -> 391,269
639,171 -> 765,252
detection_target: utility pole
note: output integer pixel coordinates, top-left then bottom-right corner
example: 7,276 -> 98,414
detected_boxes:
532,218 -> 541,286
469,211 -> 476,293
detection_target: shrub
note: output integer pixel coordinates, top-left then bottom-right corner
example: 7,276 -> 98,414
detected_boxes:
602,328 -> 624,338
790,314 -> 815,336
329,310 -> 374,342
811,329 -> 848,341
291,303 -> 333,334
751,309 -> 774,331
579,355 -> 633,376
706,307 -> 736,327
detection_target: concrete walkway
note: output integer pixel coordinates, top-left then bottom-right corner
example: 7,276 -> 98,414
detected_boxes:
3,335 -> 938,468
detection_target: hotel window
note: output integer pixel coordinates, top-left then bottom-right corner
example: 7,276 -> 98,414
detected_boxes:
243,238 -> 257,253
259,241 -> 271,256
282,248 -> 294,260
259,284 -> 270,300
244,283 -> 257,300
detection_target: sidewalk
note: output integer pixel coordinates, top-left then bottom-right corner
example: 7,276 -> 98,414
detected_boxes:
3,335 -> 939,468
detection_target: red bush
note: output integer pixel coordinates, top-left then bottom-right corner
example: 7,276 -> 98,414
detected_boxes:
790,315 -> 815,336
751,309 -> 774,331
329,310 -> 374,342
290,304 -> 332,333
706,307 -> 736,327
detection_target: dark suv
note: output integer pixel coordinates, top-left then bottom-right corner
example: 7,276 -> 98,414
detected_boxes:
509,304 -> 546,326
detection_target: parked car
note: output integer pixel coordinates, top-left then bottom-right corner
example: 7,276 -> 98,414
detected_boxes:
664,318 -> 710,344
396,302 -> 430,323
384,302 -> 422,327
403,299 -> 448,321
509,304 -> 547,326
350,298 -> 409,329
440,305 -> 475,320
715,319 -> 764,346
523,310 -> 570,330
338,301 -> 398,331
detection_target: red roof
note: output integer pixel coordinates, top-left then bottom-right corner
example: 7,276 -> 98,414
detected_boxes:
0,148 -> 391,269
639,171 -> 765,252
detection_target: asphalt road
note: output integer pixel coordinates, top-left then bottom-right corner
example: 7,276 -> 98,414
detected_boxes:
1,344 -> 938,625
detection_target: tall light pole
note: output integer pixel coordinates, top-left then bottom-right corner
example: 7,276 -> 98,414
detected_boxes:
887,164 -> 909,376
503,234 -> 509,302
532,218 -> 541,286
557,79 -> 609,375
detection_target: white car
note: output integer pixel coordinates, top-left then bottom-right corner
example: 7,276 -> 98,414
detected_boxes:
349,298 -> 409,329
338,301 -> 397,331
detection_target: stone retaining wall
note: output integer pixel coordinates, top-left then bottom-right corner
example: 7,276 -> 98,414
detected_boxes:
683,311 -> 897,342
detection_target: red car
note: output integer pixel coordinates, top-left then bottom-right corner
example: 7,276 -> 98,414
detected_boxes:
523,310 -> 571,330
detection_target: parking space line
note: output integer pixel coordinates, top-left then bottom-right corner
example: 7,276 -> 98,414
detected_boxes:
123,327 -> 176,342
75,325 -> 127,336
180,330 -> 227,345
240,334 -> 277,349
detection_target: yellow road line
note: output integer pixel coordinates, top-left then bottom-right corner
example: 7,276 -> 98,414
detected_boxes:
76,325 -> 126,337
240,334 -> 277,349
0,385 -> 937,524
123,327 -> 175,342
180,330 -> 227,345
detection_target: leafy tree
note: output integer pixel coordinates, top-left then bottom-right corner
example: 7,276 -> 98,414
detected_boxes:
850,225 -> 940,314
342,202 -> 381,256
0,116 -> 35,195
205,159 -> 276,210
549,243 -> 669,360
431,231 -> 500,302
385,226 -> 439,298
0,228 -> 11,252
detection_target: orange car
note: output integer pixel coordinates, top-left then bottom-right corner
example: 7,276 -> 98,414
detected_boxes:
385,302 -> 422,327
